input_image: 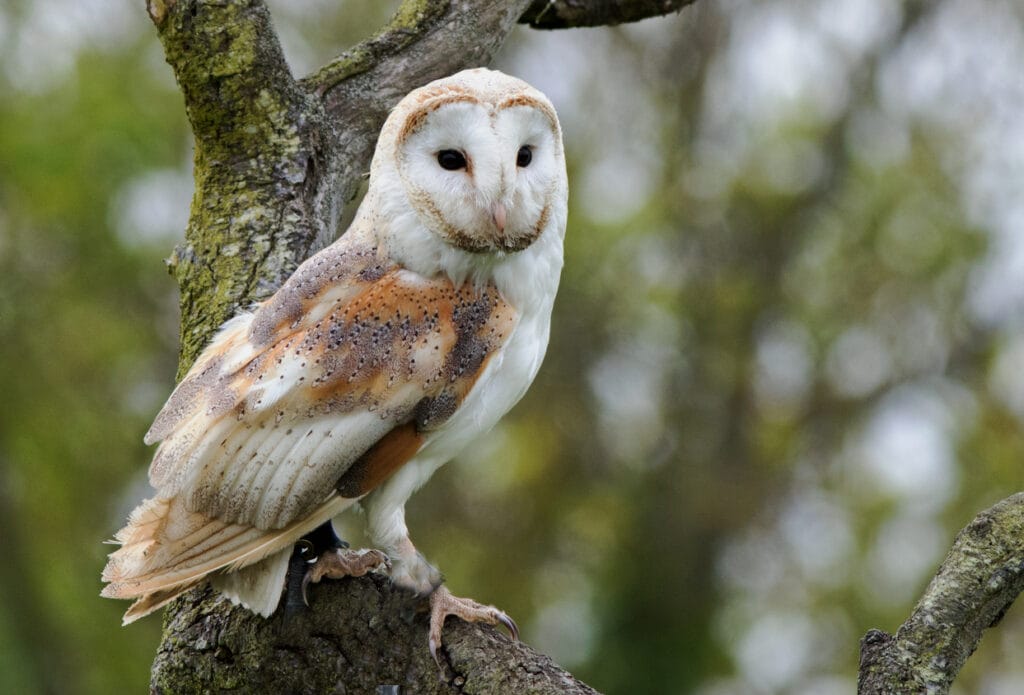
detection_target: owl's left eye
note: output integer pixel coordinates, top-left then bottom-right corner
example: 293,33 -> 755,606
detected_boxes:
516,145 -> 533,168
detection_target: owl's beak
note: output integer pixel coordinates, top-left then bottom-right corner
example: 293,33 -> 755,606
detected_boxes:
491,203 -> 507,233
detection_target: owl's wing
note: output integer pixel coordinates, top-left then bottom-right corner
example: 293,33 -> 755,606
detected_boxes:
148,246 -> 515,529
102,239 -> 516,614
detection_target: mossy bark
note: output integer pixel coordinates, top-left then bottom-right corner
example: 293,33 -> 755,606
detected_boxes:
150,0 -> 335,377
151,576 -> 599,694
858,493 -> 1024,694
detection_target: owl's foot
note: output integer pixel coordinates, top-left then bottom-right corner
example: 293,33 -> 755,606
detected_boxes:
427,585 -> 519,664
285,521 -> 350,616
301,548 -> 390,605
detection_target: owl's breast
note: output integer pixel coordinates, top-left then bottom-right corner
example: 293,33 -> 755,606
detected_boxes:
415,300 -> 550,465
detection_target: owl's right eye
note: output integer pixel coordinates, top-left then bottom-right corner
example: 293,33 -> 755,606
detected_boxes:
437,150 -> 467,171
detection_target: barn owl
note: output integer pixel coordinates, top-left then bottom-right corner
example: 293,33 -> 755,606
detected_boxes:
101,68 -> 568,659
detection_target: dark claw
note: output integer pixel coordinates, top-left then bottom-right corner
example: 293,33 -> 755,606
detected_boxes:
301,569 -> 314,607
498,613 -> 519,641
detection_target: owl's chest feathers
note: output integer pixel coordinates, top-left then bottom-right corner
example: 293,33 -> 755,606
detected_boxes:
365,223 -> 563,500
371,291 -> 552,509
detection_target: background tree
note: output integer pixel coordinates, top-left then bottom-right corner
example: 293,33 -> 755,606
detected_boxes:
1,0 -> 1024,693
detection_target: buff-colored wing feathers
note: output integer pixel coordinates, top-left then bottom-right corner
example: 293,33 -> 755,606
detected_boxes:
103,240 -> 518,621
102,493 -> 356,622
144,261 -> 514,531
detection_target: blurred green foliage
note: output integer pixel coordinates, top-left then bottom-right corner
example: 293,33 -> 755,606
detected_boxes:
2,1 -> 1024,693
0,22 -> 186,695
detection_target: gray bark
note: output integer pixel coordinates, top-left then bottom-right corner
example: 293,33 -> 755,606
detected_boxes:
520,0 -> 697,29
858,493 -> 1024,694
151,576 -> 598,694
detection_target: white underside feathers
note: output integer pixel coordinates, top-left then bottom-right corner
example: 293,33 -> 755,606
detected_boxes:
210,547 -> 292,617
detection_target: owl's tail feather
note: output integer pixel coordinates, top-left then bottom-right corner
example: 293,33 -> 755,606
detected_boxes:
101,494 -> 355,624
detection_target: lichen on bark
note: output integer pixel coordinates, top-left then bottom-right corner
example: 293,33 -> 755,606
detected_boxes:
153,0 -> 329,375
858,493 -> 1024,694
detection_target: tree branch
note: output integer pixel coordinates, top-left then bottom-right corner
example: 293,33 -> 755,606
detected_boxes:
519,0 -> 697,29
151,575 -> 599,694
858,493 -> 1024,694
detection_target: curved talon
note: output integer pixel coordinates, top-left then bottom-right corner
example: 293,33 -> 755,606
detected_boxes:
429,636 -> 441,666
427,586 -> 517,666
300,570 -> 314,607
497,612 -> 519,641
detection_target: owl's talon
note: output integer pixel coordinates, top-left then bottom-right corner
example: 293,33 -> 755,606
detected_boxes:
427,585 -> 517,665
429,636 -> 441,666
300,570 -> 313,607
498,613 -> 520,641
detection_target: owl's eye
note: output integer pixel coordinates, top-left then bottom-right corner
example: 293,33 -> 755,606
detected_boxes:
516,145 -> 533,168
437,149 -> 467,171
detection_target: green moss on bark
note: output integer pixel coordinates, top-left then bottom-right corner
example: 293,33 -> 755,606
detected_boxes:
859,494 -> 1024,694
154,0 -> 327,375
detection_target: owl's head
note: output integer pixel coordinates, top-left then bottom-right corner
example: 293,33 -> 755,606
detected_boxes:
370,69 -> 567,264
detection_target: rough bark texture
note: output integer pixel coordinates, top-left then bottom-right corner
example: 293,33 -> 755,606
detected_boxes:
151,576 -> 598,694
146,0 -> 702,691
858,493 -> 1024,694
150,0 -> 332,376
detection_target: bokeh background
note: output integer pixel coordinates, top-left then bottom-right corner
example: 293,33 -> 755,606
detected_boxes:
2,0 -> 1024,692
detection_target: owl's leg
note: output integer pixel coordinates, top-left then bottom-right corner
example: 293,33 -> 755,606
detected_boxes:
364,498 -> 518,663
294,521 -> 389,608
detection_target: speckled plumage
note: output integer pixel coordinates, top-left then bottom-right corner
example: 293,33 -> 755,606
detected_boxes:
102,69 -> 568,632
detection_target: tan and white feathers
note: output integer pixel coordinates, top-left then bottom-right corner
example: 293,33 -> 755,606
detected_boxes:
103,68 -> 568,622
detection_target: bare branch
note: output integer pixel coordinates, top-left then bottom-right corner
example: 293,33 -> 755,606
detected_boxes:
519,0 -> 697,29
858,493 -> 1024,694
151,575 -> 600,694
